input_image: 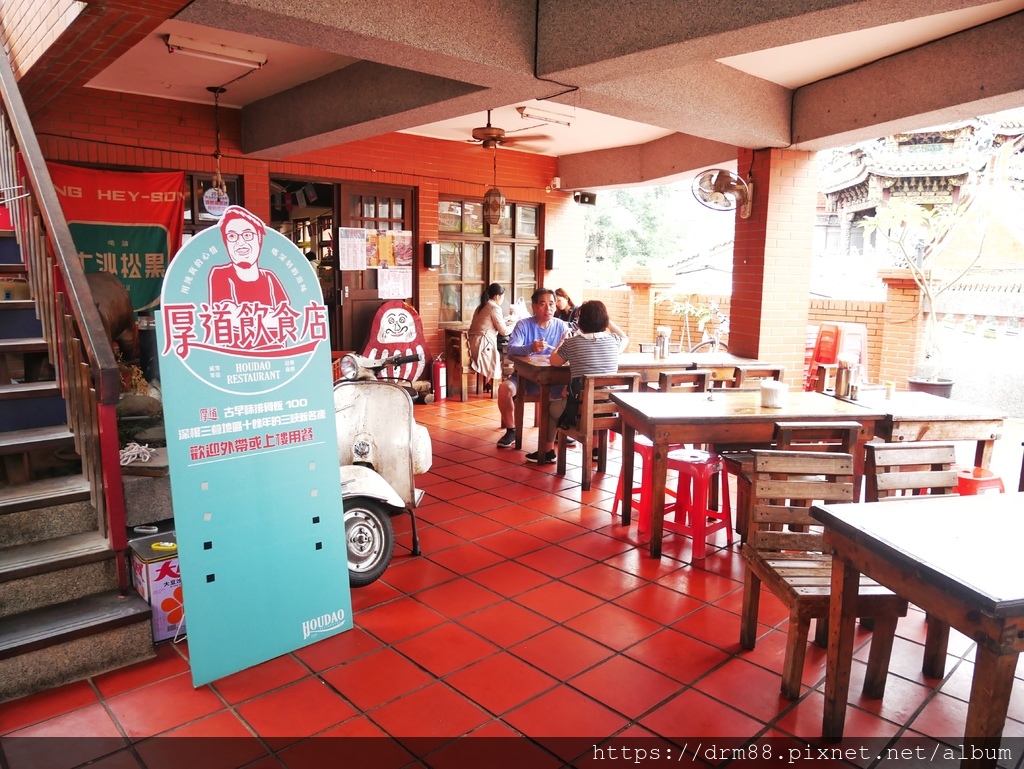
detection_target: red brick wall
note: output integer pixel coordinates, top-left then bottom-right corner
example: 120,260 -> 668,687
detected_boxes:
28,88 -> 564,355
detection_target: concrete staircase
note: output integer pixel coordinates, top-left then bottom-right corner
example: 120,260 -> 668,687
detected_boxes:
0,230 -> 154,703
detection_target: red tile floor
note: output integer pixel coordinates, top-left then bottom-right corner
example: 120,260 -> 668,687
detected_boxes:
3,396 -> 1024,768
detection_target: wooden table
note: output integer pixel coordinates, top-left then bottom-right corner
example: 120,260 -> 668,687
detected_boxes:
616,351 -> 763,390
611,389 -> 885,557
851,389 -> 1005,468
812,493 -> 1024,767
606,393 -> 888,557
510,352 -> 764,450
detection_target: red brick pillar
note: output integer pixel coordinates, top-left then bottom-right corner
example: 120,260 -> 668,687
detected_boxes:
878,269 -> 926,389
730,148 -> 817,388
623,268 -> 674,353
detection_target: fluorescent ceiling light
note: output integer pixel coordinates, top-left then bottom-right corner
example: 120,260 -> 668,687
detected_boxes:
165,34 -> 267,69
516,106 -> 572,127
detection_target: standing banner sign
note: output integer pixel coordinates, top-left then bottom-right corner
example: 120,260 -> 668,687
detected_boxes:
47,163 -> 185,312
156,206 -> 351,686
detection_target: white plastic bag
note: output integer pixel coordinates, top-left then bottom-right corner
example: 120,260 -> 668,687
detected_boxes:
511,296 -> 530,321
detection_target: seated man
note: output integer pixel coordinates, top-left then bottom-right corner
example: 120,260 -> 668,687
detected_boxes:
530,300 -> 623,464
496,288 -> 570,449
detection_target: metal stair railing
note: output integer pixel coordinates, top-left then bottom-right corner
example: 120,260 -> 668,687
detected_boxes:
0,44 -> 128,588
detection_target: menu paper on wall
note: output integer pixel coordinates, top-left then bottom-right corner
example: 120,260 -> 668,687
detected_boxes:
337,227 -> 367,270
156,205 -> 352,687
377,267 -> 413,299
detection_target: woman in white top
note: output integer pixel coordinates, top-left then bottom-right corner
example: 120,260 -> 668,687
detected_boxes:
468,283 -> 514,391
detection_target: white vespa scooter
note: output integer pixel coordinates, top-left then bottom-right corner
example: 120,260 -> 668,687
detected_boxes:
334,353 -> 429,586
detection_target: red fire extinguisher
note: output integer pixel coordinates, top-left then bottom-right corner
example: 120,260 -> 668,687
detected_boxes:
431,354 -> 446,401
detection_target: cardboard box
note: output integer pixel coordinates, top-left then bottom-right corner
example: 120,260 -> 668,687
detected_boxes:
129,532 -> 186,642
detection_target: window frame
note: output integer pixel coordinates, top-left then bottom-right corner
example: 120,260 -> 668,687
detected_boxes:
437,196 -> 542,327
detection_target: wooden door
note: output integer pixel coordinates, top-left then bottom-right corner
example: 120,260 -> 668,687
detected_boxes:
337,184 -> 415,351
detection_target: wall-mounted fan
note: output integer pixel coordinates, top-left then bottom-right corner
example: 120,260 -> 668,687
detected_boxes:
468,110 -> 550,150
692,169 -> 753,218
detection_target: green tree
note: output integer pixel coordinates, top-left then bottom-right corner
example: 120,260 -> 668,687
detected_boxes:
583,184 -> 693,268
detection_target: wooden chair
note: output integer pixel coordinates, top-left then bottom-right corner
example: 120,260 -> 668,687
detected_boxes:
726,420 -> 862,542
864,442 -> 959,502
734,365 -> 785,389
709,366 -> 739,388
740,450 -> 908,700
555,372 -> 640,491
863,442 -> 957,678
656,369 -> 711,393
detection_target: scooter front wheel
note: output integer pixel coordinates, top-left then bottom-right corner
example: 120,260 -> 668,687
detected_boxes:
344,497 -> 395,588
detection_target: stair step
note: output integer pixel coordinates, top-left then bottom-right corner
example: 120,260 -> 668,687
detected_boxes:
0,381 -> 61,401
0,589 -> 152,661
0,531 -> 110,583
0,336 -> 47,354
0,300 -> 33,310
0,263 -> 26,275
0,424 -> 74,456
0,475 -> 91,515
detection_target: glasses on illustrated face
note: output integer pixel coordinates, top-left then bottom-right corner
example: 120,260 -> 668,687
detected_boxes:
226,230 -> 257,243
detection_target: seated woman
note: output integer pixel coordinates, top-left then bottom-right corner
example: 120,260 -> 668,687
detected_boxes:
554,287 -> 579,326
555,287 -> 629,351
527,299 -> 624,464
468,282 -> 514,392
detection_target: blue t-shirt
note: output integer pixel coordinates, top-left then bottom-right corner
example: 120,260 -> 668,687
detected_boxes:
506,316 -> 569,393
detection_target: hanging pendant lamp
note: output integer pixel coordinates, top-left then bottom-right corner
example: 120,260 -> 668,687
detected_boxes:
482,146 -> 505,226
205,86 -> 230,217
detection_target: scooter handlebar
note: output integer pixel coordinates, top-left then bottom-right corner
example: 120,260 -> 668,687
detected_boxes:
382,353 -> 422,368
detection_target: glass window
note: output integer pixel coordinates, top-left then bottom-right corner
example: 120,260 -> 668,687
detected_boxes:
516,205 -> 537,237
492,204 -> 512,236
464,202 -> 484,234
439,201 -> 462,232
436,198 -> 541,325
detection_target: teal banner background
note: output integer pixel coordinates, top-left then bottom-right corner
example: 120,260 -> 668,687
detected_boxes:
156,208 -> 351,687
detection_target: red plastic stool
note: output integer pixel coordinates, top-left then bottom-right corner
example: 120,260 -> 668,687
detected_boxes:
956,466 -> 1005,495
638,448 -> 733,559
612,437 -> 681,521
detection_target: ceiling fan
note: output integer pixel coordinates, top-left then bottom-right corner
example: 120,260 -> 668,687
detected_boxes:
692,168 -> 753,218
468,110 -> 550,150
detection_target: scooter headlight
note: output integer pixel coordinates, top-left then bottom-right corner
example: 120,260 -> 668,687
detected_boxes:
339,354 -> 361,381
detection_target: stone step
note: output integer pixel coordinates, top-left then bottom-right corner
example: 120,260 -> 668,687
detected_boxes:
0,499 -> 96,549
0,530 -> 110,583
0,590 -> 154,703
0,424 -> 74,456
0,531 -> 116,618
0,475 -> 91,516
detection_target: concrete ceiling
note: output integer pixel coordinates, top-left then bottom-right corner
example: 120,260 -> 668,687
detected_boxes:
70,0 -> 1024,189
